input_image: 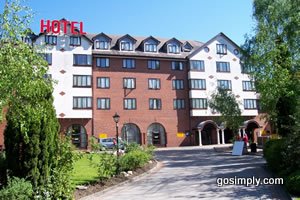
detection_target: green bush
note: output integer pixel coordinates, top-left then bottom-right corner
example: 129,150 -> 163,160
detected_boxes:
97,153 -> 117,181
0,177 -> 33,200
0,152 -> 6,185
282,132 -> 300,175
145,144 -> 155,158
90,137 -> 102,152
125,143 -> 141,153
120,150 -> 151,171
285,170 -> 300,195
263,139 -> 285,173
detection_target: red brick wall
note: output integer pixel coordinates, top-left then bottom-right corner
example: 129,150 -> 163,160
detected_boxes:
92,56 -> 191,147
59,118 -> 92,149
0,120 -> 6,148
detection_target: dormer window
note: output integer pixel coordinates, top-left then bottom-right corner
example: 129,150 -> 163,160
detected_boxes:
45,35 -> 57,45
168,44 -> 180,54
95,40 -> 109,50
216,44 -> 227,55
93,33 -> 112,50
183,42 -> 193,52
70,36 -> 81,46
145,43 -> 157,52
120,41 -> 133,51
142,36 -> 160,53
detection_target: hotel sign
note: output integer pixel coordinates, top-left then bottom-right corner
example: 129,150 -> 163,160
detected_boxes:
40,19 -> 86,35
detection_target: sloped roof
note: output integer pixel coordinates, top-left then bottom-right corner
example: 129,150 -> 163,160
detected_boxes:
90,33 -> 203,59
187,32 -> 240,58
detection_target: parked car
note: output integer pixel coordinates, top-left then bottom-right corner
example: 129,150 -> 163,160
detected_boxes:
99,137 -> 125,150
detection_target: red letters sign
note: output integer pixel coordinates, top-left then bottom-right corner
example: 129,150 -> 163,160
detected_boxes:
40,19 -> 86,35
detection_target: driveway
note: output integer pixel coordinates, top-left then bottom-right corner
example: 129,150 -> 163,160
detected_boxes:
80,146 -> 290,200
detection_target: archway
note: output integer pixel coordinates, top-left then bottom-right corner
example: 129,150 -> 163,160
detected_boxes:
66,124 -> 87,148
202,123 -> 218,145
121,123 -> 141,144
224,128 -> 234,144
245,120 -> 260,142
196,120 -> 218,145
147,123 -> 166,147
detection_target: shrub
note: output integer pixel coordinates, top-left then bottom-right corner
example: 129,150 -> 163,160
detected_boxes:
97,153 -> 117,181
282,131 -> 300,175
120,150 -> 151,171
0,152 -> 6,186
145,144 -> 155,158
34,137 -> 79,200
90,137 -> 102,152
125,143 -> 141,153
0,177 -> 33,200
285,170 -> 300,195
263,139 -> 285,173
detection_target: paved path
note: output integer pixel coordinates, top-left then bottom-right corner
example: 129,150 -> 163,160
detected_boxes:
81,146 -> 290,200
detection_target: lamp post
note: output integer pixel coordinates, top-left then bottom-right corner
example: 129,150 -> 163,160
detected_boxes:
113,112 -> 120,173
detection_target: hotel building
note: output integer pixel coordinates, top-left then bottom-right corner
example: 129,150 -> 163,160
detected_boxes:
0,22 -> 269,148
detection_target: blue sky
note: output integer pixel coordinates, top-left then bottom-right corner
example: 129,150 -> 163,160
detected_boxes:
26,0 -> 254,45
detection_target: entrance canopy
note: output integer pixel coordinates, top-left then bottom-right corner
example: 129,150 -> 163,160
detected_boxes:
242,120 -> 261,129
196,120 -> 218,131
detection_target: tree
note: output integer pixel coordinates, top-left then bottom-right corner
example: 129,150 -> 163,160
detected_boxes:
0,1 -> 75,198
209,87 -> 243,136
242,0 -> 300,136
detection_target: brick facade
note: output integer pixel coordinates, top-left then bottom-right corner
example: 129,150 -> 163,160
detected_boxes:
92,57 -> 191,147
0,31 -> 268,148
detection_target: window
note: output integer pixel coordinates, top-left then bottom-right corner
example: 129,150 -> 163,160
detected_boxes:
168,44 -> 180,54
73,75 -> 92,87
190,98 -> 208,109
149,98 -> 161,110
123,78 -> 135,89
244,99 -> 258,109
123,59 -> 135,69
173,99 -> 185,109
40,53 -> 52,65
242,81 -> 255,91
148,79 -> 160,90
95,40 -> 109,50
216,44 -> 227,55
73,97 -> 92,109
96,58 -> 109,68
73,54 -> 92,66
172,79 -> 184,90
216,62 -> 230,72
217,80 -> 232,90
45,35 -> 57,45
97,77 -> 110,88
145,44 -> 157,52
171,61 -> 184,71
70,36 -> 81,46
241,64 -> 255,74
189,79 -> 206,90
97,98 -> 110,110
190,60 -> 205,71
148,60 -> 160,70
124,98 -> 136,110
120,41 -> 133,51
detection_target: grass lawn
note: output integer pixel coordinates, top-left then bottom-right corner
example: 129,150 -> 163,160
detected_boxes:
71,153 -> 100,186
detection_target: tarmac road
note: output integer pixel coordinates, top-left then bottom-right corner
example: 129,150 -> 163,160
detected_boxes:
80,146 -> 290,200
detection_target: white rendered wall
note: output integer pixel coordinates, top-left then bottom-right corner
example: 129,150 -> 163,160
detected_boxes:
34,33 -> 92,118
189,35 -> 258,117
